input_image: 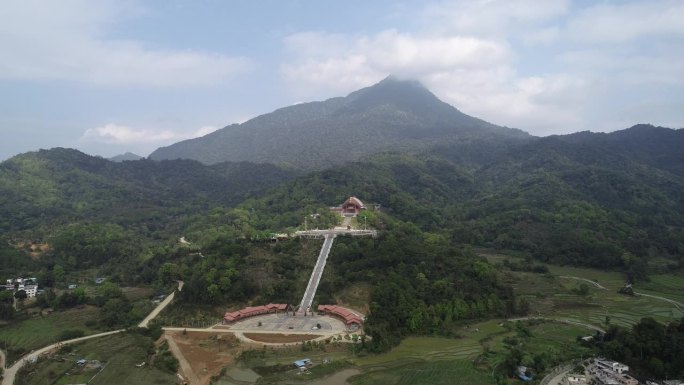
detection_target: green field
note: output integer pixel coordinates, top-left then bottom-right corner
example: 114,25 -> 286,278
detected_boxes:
482,251 -> 684,329
16,332 -> 176,385
636,274 -> 684,303
0,306 -> 101,363
349,319 -> 590,385
352,360 -> 493,385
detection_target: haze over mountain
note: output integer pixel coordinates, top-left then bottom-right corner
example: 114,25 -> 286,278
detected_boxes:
149,77 -> 529,169
109,152 -> 143,162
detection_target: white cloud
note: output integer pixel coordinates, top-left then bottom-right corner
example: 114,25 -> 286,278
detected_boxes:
82,123 -> 218,145
0,0 -> 250,86
422,0 -> 569,40
281,29 -> 586,134
565,1 -> 684,44
280,0 -> 684,135
282,30 -> 511,96
193,126 -> 220,137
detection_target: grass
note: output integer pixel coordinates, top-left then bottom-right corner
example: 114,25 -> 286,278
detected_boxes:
0,285 -> 159,364
0,306 -> 101,363
16,332 -> 176,385
480,250 -> 684,329
352,320 -> 547,385
635,274 -> 684,303
351,360 -> 495,385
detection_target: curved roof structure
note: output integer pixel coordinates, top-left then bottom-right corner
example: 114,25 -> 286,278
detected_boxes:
344,196 -> 364,208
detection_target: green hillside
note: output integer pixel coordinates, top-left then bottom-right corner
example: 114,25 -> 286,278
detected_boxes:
242,125 -> 684,273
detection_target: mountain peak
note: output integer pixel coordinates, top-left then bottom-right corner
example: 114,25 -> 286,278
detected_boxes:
150,79 -> 527,169
378,74 -> 426,87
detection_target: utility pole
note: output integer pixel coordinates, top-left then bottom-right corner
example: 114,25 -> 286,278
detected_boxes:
364,216 -> 367,230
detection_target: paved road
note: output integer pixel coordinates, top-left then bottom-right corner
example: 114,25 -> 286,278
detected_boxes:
139,280 -> 184,327
540,363 -> 575,385
299,234 -> 336,312
2,281 -> 183,385
560,276 -> 607,289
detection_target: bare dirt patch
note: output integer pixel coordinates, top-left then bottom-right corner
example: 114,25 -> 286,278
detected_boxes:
167,330 -> 243,385
243,333 -> 319,343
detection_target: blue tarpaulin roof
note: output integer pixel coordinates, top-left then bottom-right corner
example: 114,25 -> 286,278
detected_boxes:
294,359 -> 311,367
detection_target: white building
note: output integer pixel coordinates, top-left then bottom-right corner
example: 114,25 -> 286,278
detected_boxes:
22,285 -> 38,298
596,359 -> 629,375
589,359 -> 638,385
565,374 -> 588,385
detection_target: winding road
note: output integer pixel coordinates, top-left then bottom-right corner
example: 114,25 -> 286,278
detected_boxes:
1,281 -> 183,385
634,291 -> 684,311
559,276 -> 607,290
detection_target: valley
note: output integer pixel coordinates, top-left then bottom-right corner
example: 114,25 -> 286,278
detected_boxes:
0,78 -> 682,385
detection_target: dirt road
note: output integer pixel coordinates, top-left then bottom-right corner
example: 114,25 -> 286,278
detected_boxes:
165,331 -> 200,385
559,276 -> 607,289
634,291 -> 684,311
1,329 -> 124,385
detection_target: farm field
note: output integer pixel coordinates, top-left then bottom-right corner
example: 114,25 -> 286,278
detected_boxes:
16,332 -> 177,385
0,306 -> 101,363
0,287 -> 158,364
350,319 -> 589,385
480,251 -> 684,328
352,359 -> 493,385
635,274 -> 684,303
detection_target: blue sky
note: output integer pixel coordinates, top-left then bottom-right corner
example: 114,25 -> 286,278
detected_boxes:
1,0 -> 682,160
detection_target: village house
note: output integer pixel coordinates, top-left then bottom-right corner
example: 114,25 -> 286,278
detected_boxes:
564,374 -> 588,385
4,277 -> 39,298
589,359 -> 639,385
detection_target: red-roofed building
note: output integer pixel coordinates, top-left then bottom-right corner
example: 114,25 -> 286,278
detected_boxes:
223,303 -> 288,324
341,197 -> 365,215
318,305 -> 364,327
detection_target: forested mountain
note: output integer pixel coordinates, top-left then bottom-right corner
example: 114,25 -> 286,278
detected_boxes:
1,116 -> 681,354
149,76 -> 528,169
240,124 -> 684,274
0,148 -> 297,234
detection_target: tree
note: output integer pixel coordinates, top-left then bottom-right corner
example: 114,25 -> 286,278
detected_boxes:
14,290 -> 27,301
577,283 -> 590,296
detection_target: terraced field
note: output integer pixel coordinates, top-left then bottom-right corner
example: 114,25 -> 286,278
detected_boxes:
481,251 -> 684,329
636,274 -> 684,303
351,319 -> 591,385
351,360 -> 494,385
